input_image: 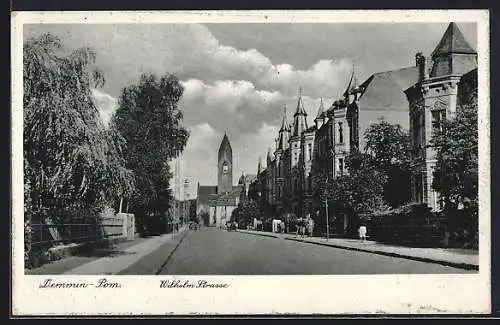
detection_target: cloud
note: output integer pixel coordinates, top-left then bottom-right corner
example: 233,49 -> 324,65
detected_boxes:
26,22 -> 475,200
233,123 -> 280,177
260,59 -> 353,98
175,123 -> 221,198
91,88 -> 118,126
24,24 -> 353,101
180,79 -> 287,134
175,122 -> 282,199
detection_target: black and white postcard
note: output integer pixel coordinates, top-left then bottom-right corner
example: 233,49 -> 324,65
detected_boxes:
11,10 -> 491,315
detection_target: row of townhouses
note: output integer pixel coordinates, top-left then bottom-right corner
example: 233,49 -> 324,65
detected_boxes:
249,22 -> 478,232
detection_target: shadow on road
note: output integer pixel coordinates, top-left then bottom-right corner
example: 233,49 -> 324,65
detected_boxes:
76,249 -> 137,258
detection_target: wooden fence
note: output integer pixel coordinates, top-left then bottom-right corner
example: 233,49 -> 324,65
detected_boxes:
26,213 -> 136,261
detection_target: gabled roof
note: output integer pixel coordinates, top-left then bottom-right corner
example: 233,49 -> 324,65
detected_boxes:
238,173 -> 257,185
197,185 -> 217,206
214,192 -> 239,206
357,66 -> 419,111
208,189 -> 241,206
431,22 -> 476,58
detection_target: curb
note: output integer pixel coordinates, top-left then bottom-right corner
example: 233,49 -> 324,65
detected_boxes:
237,230 -> 279,239
285,237 -> 479,271
154,229 -> 189,275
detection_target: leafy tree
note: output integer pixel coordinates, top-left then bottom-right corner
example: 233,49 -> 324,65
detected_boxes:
339,151 -> 388,216
111,73 -> 189,223
364,120 -> 412,207
189,202 -> 197,222
430,97 -> 478,212
231,198 -> 260,225
23,33 -> 134,224
312,151 -> 388,234
364,120 -> 411,168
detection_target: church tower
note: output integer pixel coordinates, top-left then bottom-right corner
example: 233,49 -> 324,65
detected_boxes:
217,132 -> 233,194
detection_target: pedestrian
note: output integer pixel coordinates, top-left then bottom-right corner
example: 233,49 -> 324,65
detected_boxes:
298,218 -> 306,238
359,223 -> 367,241
308,218 -> 314,238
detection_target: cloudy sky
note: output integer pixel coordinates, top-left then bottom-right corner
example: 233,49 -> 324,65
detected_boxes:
24,22 -> 476,198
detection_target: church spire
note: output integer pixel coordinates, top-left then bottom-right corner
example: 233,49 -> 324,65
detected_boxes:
343,65 -> 358,98
315,97 -> 325,120
291,86 -> 308,137
257,156 -> 262,175
314,97 -> 326,129
294,86 -> 307,117
218,132 -> 232,162
277,104 -> 291,151
279,104 -> 291,132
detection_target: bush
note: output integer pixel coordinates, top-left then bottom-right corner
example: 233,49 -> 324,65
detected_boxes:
365,203 -> 445,247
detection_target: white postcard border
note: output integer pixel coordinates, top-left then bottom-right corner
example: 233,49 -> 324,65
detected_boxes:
11,10 -> 491,315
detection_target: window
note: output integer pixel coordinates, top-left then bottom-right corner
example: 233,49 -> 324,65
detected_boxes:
294,179 -> 298,192
432,109 -> 446,133
339,158 -> 344,175
412,115 -> 419,147
308,143 -> 312,161
415,173 -> 423,203
338,122 -> 344,144
308,176 -> 313,190
412,114 -> 424,155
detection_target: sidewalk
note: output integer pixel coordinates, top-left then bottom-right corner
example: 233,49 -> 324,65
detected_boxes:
27,227 -> 188,275
238,229 -> 479,270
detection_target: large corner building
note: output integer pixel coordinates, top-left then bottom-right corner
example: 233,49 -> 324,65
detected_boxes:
251,22 -> 478,233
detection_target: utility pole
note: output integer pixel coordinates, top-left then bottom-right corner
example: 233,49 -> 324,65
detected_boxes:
184,178 -> 189,225
174,158 -> 181,233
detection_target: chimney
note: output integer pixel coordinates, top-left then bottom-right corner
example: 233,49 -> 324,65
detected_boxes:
415,52 -> 427,82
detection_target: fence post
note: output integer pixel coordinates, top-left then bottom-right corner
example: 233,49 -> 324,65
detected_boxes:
121,213 -> 127,238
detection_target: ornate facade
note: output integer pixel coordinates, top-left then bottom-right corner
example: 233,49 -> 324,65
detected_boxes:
250,22 -> 476,231
253,51 -> 422,232
405,22 -> 477,211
